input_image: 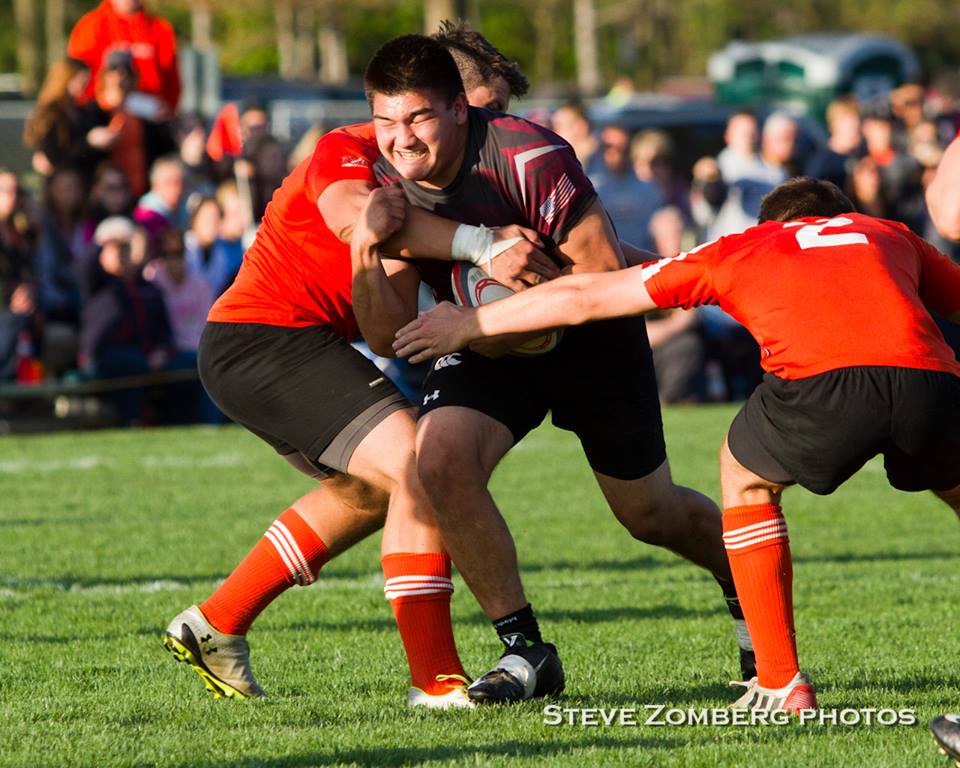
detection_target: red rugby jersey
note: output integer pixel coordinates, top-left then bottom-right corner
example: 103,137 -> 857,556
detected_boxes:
208,123 -> 379,339
642,213 -> 960,380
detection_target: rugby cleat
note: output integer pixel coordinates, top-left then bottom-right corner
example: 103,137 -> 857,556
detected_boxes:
730,671 -> 817,713
163,605 -> 265,699
467,635 -> 565,704
931,714 -> 960,766
407,674 -> 474,709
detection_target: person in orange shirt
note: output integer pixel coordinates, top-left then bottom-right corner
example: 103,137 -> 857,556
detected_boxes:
68,0 -> 180,118
394,176 -> 960,713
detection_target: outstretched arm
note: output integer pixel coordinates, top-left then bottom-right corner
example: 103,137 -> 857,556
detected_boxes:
393,265 -> 661,363
927,135 -> 960,242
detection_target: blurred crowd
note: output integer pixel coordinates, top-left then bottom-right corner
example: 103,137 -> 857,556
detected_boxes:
1,1 -> 299,424
3,1 -> 960,425
546,87 -> 960,403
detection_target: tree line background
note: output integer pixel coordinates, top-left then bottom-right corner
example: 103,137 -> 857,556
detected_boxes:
5,0 -> 960,97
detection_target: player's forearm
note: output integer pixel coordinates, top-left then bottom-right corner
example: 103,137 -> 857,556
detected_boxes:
351,244 -> 417,356
471,271 -> 640,339
382,207 -> 459,258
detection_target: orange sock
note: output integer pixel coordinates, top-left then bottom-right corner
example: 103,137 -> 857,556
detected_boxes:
200,508 -> 329,635
722,504 -> 798,689
382,552 -> 467,695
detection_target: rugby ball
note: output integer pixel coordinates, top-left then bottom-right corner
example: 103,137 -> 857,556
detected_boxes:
450,262 -> 561,356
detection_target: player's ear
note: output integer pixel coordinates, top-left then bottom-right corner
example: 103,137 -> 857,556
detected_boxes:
453,93 -> 468,124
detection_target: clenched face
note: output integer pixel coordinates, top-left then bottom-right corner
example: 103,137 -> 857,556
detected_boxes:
371,89 -> 468,189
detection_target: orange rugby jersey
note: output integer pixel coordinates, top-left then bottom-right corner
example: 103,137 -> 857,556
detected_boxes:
208,123 -> 379,340
642,213 -> 960,380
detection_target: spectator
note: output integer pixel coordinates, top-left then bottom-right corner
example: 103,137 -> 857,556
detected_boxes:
759,112 -> 798,180
83,52 -> 148,197
247,134 -> 287,223
712,111 -> 783,238
216,179 -> 255,251
717,111 -> 765,182
631,130 -> 692,222
68,0 -> 180,118
81,164 -> 135,250
79,216 -> 173,424
689,155 -> 727,241
847,156 -> 890,220
36,169 -> 88,376
175,114 -> 217,201
589,124 -> 663,252
0,170 -> 37,382
184,196 -> 243,297
23,58 -> 96,180
645,206 -> 704,403
133,155 -> 185,249
861,106 -> 923,230
147,229 -> 218,423
551,102 -> 598,171
805,95 -> 861,190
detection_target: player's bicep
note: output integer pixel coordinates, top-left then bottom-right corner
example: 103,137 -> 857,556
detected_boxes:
317,180 -> 375,243
554,200 -> 625,273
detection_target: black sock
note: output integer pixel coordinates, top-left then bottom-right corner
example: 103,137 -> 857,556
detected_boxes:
714,574 -> 744,621
492,603 -> 543,646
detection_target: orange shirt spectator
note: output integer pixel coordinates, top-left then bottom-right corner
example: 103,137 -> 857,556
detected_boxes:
68,0 -> 180,116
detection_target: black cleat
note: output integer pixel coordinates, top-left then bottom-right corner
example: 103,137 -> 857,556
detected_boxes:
467,636 -> 565,704
931,715 -> 960,766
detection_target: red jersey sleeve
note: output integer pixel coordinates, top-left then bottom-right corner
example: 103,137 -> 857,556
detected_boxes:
304,125 -> 380,203
914,234 -> 960,317
640,238 -> 721,310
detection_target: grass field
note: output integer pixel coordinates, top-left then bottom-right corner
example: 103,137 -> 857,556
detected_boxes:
1,406 -> 958,767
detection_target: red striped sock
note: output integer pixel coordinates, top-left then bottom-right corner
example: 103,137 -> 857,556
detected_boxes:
382,552 -> 467,695
722,504 -> 798,689
200,508 -> 329,635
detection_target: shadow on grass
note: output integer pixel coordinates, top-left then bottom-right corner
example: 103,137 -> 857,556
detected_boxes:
183,735 -> 682,768
795,550 -> 958,565
284,603 -> 712,635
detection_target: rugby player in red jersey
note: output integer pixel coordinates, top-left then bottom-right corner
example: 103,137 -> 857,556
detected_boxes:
394,177 -> 960,712
360,35 -> 753,705
163,25 -> 555,708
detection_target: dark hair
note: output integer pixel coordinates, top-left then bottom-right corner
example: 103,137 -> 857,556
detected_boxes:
432,20 -> 529,98
758,177 -> 856,223
364,34 -> 465,107
157,227 -> 185,258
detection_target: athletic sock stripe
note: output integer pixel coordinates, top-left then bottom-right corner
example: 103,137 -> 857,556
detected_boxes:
723,517 -> 785,536
384,587 -> 454,600
384,583 -> 454,594
723,520 -> 787,543
723,523 -> 787,546
724,530 -> 789,551
272,520 -> 314,585
266,525 -> 308,586
264,529 -> 305,585
384,575 -> 453,586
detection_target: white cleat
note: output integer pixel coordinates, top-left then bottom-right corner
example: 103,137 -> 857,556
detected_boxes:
407,674 -> 474,709
163,605 -> 265,699
730,671 -> 817,713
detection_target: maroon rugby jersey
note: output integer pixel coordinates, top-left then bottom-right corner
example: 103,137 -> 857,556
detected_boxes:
373,108 -> 597,301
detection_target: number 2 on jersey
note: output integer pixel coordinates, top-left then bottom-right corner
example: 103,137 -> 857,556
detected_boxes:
788,216 -> 869,250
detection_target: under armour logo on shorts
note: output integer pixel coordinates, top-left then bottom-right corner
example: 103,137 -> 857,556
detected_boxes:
423,389 -> 440,405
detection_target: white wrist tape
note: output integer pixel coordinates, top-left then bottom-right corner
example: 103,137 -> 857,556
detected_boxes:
452,224 -> 525,267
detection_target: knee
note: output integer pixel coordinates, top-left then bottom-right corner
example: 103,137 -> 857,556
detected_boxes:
416,443 -> 484,506
618,495 -> 675,547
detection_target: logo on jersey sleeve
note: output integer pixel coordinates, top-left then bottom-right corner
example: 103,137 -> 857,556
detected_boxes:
341,155 -> 370,168
538,173 -> 576,224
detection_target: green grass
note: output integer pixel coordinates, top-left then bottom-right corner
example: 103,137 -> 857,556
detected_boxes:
0,407 -> 957,767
